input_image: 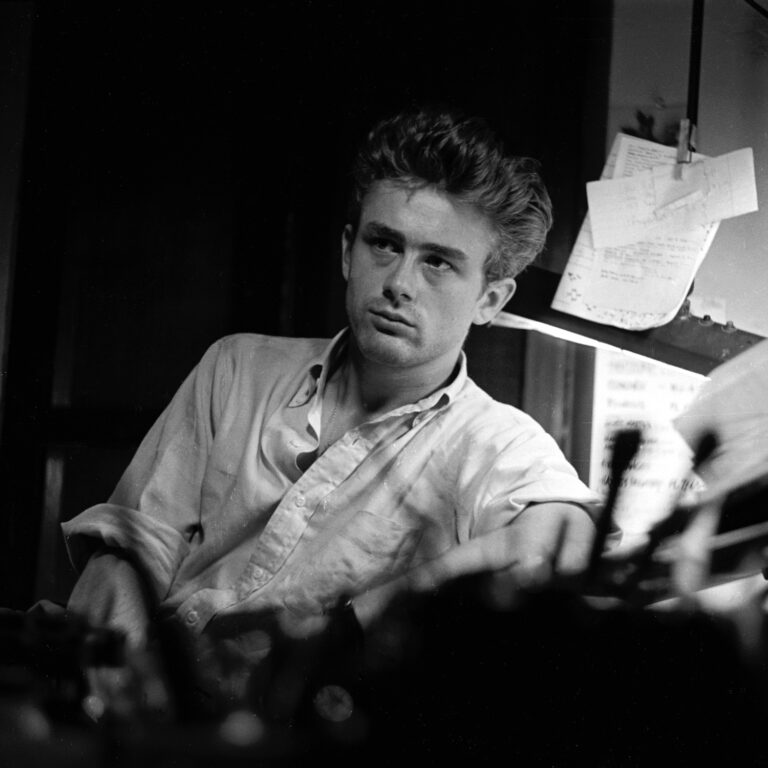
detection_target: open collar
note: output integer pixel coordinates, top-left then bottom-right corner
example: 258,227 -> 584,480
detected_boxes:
287,327 -> 468,415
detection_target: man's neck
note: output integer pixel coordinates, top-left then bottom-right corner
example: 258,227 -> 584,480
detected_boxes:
338,342 -> 459,419
316,340 -> 459,454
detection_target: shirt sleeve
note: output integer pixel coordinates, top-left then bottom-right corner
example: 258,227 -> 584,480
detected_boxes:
455,412 -> 601,539
61,339 -> 232,602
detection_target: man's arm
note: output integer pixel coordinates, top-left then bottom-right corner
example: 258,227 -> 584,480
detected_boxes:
64,340 -> 229,640
410,501 -> 595,588
67,547 -> 152,649
352,502 -> 596,626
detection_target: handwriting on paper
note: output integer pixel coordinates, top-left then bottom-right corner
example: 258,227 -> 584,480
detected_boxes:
552,134 -> 722,331
587,148 -> 757,250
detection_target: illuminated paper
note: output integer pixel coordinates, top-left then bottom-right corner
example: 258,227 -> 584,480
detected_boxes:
587,148 -> 757,250
552,134 -> 720,330
674,338 -> 768,498
590,348 -> 707,536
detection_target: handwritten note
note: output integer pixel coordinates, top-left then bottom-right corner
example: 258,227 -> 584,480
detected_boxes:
552,134 -> 720,330
588,148 -> 757,249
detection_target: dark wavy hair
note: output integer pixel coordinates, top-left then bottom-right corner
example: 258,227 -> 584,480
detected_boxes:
348,109 -> 553,282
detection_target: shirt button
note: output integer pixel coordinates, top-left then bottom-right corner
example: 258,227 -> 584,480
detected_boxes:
185,610 -> 199,625
295,495 -> 306,508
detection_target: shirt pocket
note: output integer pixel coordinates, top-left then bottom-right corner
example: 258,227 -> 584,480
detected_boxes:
281,509 -> 424,614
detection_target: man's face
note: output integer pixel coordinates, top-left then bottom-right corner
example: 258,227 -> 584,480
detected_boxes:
342,181 -> 515,374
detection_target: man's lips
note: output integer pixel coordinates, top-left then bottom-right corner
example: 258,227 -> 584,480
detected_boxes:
369,309 -> 415,328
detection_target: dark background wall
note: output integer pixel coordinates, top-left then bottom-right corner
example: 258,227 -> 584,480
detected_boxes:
0,1 -> 612,607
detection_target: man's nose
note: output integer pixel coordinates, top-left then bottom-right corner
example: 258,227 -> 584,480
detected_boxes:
382,257 -> 417,302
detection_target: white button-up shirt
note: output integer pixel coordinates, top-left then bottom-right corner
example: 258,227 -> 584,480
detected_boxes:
62,331 -> 598,636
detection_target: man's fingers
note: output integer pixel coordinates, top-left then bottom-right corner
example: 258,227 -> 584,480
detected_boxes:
407,504 -> 596,594
408,534 -> 521,592
553,516 -> 596,576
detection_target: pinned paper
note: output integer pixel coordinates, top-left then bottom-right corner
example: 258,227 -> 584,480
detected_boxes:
552,134 -> 722,330
587,148 -> 758,250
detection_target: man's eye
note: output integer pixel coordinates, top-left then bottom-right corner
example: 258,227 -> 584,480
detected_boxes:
369,237 -> 399,255
424,254 -> 453,272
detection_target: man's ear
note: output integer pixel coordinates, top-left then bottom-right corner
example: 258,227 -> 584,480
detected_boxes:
341,224 -> 354,281
472,278 -> 516,326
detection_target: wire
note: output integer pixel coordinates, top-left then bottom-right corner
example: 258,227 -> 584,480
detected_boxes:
744,0 -> 768,21
687,0 -> 704,127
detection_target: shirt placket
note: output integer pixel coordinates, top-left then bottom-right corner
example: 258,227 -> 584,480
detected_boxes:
175,347 -> 465,632
233,427 -> 372,600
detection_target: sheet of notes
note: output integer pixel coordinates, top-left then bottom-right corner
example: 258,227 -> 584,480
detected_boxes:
552,134 -> 722,330
587,148 -> 757,250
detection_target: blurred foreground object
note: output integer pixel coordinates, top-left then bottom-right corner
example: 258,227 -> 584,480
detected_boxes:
675,337 -> 768,496
3,556 -> 768,765
5,418 -> 768,765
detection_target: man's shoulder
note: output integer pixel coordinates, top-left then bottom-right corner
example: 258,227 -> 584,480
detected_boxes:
197,333 -> 332,388
211,333 -> 330,362
453,377 -> 540,431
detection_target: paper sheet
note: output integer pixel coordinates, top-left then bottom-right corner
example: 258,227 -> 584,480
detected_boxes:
590,348 -> 707,536
674,338 -> 768,498
552,134 -> 720,330
587,148 -> 757,249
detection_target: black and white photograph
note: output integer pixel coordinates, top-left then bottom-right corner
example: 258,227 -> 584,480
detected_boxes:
1,1 -> 768,764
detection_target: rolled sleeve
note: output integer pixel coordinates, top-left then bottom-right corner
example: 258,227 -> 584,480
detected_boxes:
61,339 -> 231,599
457,415 -> 601,539
61,504 -> 192,600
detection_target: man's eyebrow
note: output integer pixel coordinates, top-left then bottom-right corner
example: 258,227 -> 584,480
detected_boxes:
361,221 -> 404,243
421,242 -> 468,262
362,221 -> 468,261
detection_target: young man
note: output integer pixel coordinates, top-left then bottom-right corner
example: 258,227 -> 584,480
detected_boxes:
63,109 -> 599,652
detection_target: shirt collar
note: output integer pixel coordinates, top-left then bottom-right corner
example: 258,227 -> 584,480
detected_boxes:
402,351 -> 468,414
287,327 -> 468,412
287,329 -> 346,408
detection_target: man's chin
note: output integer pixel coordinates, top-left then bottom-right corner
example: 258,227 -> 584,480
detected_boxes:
355,329 -> 418,368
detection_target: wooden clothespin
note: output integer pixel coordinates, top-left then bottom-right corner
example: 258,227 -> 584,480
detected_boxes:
674,118 -> 695,180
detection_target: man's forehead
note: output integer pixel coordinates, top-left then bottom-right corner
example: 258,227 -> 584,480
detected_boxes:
361,179 -> 466,215
358,180 -> 496,253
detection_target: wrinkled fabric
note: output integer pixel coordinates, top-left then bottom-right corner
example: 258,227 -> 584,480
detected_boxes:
63,330 -> 598,636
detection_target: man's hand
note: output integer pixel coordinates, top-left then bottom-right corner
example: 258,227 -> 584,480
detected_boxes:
410,502 -> 595,591
352,502 -> 596,625
68,548 -> 151,650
